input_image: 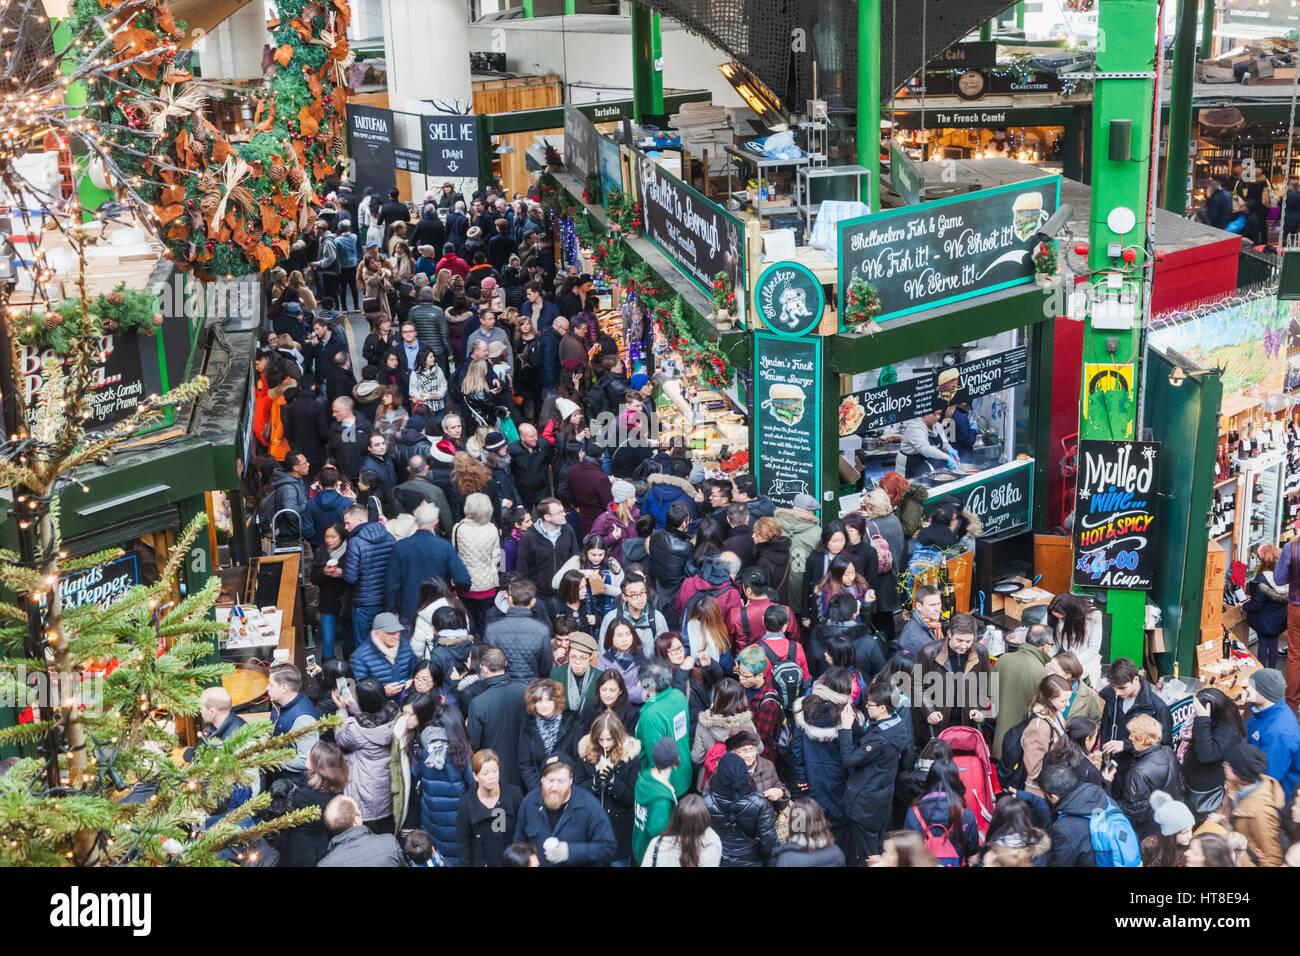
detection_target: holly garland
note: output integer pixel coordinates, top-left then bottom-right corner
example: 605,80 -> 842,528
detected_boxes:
69,0 -> 351,279
604,188 -> 642,234
711,271 -> 735,315
652,295 -> 734,389
581,170 -> 602,204
1033,239 -> 1058,276
842,276 -> 882,332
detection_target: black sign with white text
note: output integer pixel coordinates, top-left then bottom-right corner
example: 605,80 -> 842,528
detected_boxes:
1073,440 -> 1160,590
57,555 -> 140,611
422,113 -> 479,178
347,104 -> 396,194
394,147 -> 424,174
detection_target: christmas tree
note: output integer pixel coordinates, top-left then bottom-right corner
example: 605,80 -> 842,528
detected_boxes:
0,229 -> 328,866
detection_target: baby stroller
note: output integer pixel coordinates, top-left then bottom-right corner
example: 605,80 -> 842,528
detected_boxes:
938,725 -> 1000,838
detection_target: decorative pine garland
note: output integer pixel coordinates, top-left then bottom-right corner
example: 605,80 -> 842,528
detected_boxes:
68,0 -> 351,279
19,284 -> 161,353
842,276 -> 883,332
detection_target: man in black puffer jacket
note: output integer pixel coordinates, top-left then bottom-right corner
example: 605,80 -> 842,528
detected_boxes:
280,386 -> 330,477
389,415 -> 431,485
341,505 -> 395,646
840,682 -> 914,865
704,752 -> 779,867
516,498 -> 578,602
647,501 -> 693,623
1043,764 -> 1111,867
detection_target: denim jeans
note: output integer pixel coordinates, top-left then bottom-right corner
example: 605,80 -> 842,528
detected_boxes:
353,605 -> 380,647
321,613 -> 338,661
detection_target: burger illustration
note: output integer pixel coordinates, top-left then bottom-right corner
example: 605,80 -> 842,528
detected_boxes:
937,367 -> 961,403
765,384 -> 806,426
1012,191 -> 1046,241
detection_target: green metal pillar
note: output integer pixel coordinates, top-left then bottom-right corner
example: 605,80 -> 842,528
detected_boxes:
1163,0 -> 1199,214
522,0 -> 534,17
1016,3 -> 1025,29
564,0 -> 576,14
53,20 -> 112,218
979,20 -> 993,42
1080,0 -> 1160,666
1200,0 -> 1215,59
631,2 -> 664,123
857,0 -> 881,211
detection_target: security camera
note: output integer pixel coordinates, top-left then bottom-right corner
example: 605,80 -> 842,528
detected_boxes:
1035,203 -> 1074,245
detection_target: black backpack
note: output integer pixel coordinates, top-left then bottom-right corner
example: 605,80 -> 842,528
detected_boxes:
997,715 -> 1033,790
762,638 -> 805,714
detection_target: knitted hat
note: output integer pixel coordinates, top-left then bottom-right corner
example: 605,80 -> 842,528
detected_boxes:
555,397 -> 580,421
651,737 -> 681,770
611,480 -> 635,503
488,341 -> 509,359
1250,668 -> 1285,704
630,372 -> 649,391
561,357 -> 584,372
481,276 -> 498,290
1225,741 -> 1269,783
1149,790 -> 1195,837
467,226 -> 482,240
408,415 -> 427,432
568,632 -> 599,656
484,431 -> 507,452
418,244 -> 436,258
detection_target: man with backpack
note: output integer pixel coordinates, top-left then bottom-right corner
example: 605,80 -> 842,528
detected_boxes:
752,604 -> 810,690
992,624 -> 1053,761
1042,764 -> 1141,867
736,644 -> 790,764
675,552 -> 744,625
310,221 -> 342,308
915,614 -> 992,733
728,567 -> 800,651
838,681 -> 914,866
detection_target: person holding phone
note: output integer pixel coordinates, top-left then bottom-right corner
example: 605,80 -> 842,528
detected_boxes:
349,612 -> 418,697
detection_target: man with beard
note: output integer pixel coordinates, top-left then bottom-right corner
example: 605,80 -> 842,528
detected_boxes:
514,754 -> 616,866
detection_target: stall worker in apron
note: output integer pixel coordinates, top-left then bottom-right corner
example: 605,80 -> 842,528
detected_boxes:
895,410 -> 960,479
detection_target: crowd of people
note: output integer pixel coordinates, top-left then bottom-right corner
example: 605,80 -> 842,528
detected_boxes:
219,180 -> 1300,867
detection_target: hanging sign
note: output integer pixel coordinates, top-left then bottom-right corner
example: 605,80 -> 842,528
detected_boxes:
838,175 -> 1061,327
933,42 -> 997,68
346,104 -> 396,193
889,141 -> 922,206
636,152 -> 746,312
422,113 -> 479,178
923,460 -> 1033,537
754,331 -> 822,508
56,554 -> 140,611
1072,440 -> 1160,590
394,147 -> 424,174
754,261 -> 825,338
564,105 -> 599,190
839,346 -> 1030,435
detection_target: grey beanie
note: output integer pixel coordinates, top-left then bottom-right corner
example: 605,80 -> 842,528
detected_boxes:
1250,668 -> 1286,704
688,462 -> 706,486
1149,790 -> 1194,837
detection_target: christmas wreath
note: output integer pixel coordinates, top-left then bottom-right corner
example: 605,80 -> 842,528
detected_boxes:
1033,239 -> 1058,276
68,0 -> 352,279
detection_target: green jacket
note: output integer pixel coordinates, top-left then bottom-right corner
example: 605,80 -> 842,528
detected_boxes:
1065,679 -> 1103,727
897,484 -> 929,541
636,687 -> 692,797
551,663 -> 600,715
776,507 -> 823,616
631,771 -> 677,864
992,643 -> 1050,759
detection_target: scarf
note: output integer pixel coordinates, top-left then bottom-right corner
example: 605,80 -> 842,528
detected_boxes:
328,540 -> 348,563
566,666 -> 592,710
374,635 -> 400,666
537,713 -> 563,754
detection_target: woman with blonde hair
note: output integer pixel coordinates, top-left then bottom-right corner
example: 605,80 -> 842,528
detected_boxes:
447,451 -> 500,526
460,358 -> 499,431
518,678 -> 579,791
590,481 -> 640,564
288,269 -> 317,312
683,593 -> 734,673
859,487 -> 905,638
432,267 -> 455,308
452,492 -> 501,635
750,516 -> 793,604
574,710 -> 641,865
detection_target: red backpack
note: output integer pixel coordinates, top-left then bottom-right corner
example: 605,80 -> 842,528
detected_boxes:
699,741 -> 728,791
911,803 -> 962,867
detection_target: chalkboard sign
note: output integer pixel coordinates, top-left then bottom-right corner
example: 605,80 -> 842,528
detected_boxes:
923,460 -> 1033,537
754,332 -> 822,508
57,554 -> 139,611
933,41 -> 997,68
422,113 -> 479,178
839,346 -> 1029,436
564,105 -> 599,191
347,104 -> 396,194
1073,440 -> 1160,590
636,152 -> 746,309
20,327 -> 167,432
394,147 -> 424,174
838,175 -> 1060,327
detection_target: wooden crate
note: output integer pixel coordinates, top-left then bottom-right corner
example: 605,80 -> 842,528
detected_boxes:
1034,534 -> 1073,594
1202,541 -> 1226,631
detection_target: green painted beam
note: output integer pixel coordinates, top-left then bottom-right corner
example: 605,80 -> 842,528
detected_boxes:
484,91 -> 711,135
857,0 -> 882,210
1163,0 -> 1199,214
1200,0 -> 1215,58
53,19 -> 112,218
1017,2 -> 1025,29
979,20 -> 993,42
631,2 -> 664,122
523,0 -> 534,17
